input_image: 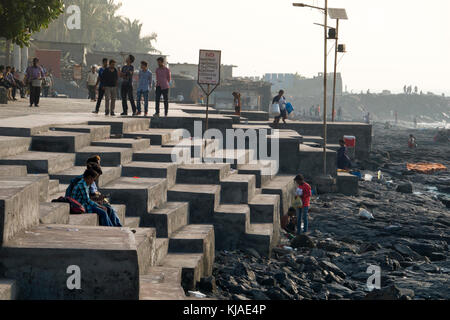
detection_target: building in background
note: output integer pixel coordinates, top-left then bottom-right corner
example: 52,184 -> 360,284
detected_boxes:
170,63 -> 236,81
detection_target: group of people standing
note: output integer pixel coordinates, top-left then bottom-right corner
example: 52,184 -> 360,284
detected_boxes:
91,55 -> 171,117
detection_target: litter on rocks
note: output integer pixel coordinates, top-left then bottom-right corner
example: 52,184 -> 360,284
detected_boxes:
359,208 -> 375,220
188,291 -> 207,298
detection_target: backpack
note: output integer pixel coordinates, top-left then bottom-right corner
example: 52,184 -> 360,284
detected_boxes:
52,197 -> 86,214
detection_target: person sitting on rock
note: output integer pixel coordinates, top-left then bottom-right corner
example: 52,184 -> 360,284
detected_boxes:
281,207 -> 298,234
337,139 -> 352,170
294,174 -> 312,235
70,168 -> 121,227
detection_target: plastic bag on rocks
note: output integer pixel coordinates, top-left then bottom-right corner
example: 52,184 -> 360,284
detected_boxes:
359,208 -> 374,220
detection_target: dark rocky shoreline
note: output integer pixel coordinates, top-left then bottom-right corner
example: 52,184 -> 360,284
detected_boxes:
203,123 -> 449,300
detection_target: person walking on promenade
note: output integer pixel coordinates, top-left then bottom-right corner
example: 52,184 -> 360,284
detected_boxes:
154,57 -> 171,118
233,92 -> 242,116
87,65 -> 98,102
120,55 -> 137,116
294,174 -> 312,235
93,58 -> 108,114
102,60 -> 119,116
136,61 -> 153,116
25,58 -> 45,107
273,90 -> 287,125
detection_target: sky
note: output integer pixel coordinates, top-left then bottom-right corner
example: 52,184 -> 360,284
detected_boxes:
116,0 -> 450,95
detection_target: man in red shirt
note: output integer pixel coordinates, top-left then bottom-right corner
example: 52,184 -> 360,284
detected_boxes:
294,174 -> 312,234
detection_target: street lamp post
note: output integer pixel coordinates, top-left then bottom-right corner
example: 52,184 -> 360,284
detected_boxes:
293,1 -> 328,176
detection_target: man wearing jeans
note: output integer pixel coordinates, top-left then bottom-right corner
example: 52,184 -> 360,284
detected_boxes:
101,60 -> 119,116
294,174 -> 312,234
93,58 -> 108,114
154,57 -> 171,117
136,61 -> 152,116
120,55 -> 137,116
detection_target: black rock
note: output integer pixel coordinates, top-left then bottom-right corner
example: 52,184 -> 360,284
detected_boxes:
249,289 -> 270,300
260,277 -> 276,287
274,272 -> 288,283
266,287 -> 293,300
320,260 -> 347,279
429,252 -> 447,262
396,182 -> 413,194
364,285 -> 415,300
291,234 -> 316,249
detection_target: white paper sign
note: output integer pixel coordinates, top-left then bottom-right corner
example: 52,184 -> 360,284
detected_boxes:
198,50 -> 221,85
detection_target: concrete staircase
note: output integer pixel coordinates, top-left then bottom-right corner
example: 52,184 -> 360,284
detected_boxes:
0,115 -> 300,299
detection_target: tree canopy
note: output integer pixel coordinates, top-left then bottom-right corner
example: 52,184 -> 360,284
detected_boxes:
34,0 -> 159,54
0,0 -> 64,46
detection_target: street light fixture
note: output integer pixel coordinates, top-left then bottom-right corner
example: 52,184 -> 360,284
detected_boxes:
293,1 -> 329,176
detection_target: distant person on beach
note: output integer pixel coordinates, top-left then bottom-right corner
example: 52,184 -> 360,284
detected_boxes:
25,58 -> 45,108
408,134 -> 418,149
120,55 -> 137,116
87,65 -> 98,102
102,59 -> 119,116
395,111 -> 398,124
294,174 -> 312,235
93,58 -> 108,114
232,92 -> 241,116
154,57 -> 171,118
337,106 -> 343,121
337,139 -> 352,170
136,61 -> 153,117
413,117 -> 418,128
273,90 -> 287,125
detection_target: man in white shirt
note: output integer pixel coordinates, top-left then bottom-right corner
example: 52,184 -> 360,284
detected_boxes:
87,66 -> 98,102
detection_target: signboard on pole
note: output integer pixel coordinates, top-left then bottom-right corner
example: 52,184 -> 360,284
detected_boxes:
198,50 -> 221,85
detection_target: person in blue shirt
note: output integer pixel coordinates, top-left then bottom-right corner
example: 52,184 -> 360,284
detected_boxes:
93,58 -> 108,114
136,61 -> 153,116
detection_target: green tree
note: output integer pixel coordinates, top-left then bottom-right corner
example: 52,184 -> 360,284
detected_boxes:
0,0 -> 64,46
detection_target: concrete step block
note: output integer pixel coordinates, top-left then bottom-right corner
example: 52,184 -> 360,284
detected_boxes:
337,172 -> 359,196
0,165 -> 28,177
133,146 -> 190,164
0,280 -> 17,300
237,161 -> 277,188
214,205 -> 250,251
262,175 -> 297,217
0,225 -> 140,300
297,144 -> 337,178
140,267 -> 186,300
176,163 -> 230,185
168,224 -> 215,277
124,129 -> 173,145
112,204 -> 126,224
154,238 -> 169,266
0,177 -> 40,246
50,166 -> 121,188
91,138 -> 150,152
162,138 -> 218,158
88,118 -> 150,135
162,253 -> 204,292
69,214 -> 99,226
145,202 -> 189,238
124,217 -> 141,228
31,131 -> 91,153
243,223 -> 275,257
205,149 -> 254,169
134,227 -> 157,275
168,184 -> 220,224
26,174 -> 49,202
48,179 -> 60,198
100,177 -> 167,217
76,146 -> 133,167
220,174 -> 256,204
248,194 -> 280,224
51,124 -> 111,142
39,202 -> 70,225
122,162 -> 177,188
0,151 -> 75,174
0,136 -> 31,158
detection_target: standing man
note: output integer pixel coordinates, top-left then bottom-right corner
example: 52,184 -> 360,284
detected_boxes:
120,55 -> 137,116
102,60 -> 119,116
294,174 -> 312,235
273,90 -> 287,125
136,61 -> 153,116
87,65 -> 98,102
25,58 -> 45,108
154,57 -> 171,118
93,58 -> 108,114
232,92 -> 241,116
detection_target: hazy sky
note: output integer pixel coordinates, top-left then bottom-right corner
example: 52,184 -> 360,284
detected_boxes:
117,0 -> 450,95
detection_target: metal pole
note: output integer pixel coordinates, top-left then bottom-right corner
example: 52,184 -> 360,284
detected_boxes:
206,84 -> 210,131
323,0 -> 328,176
332,19 -> 339,122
